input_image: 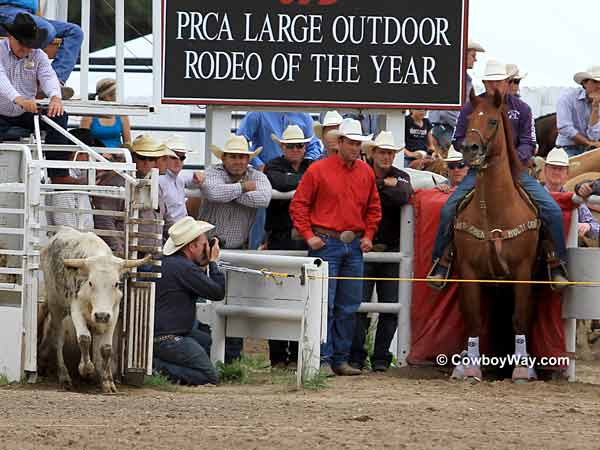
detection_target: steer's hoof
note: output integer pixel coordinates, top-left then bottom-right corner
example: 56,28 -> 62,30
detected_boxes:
79,361 -> 96,380
512,366 -> 537,384
102,380 -> 118,394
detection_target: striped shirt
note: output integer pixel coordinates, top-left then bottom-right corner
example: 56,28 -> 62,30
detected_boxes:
0,39 -> 61,117
199,164 -> 271,249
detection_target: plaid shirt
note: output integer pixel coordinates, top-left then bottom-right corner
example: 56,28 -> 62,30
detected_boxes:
0,39 -> 61,117
199,164 -> 271,249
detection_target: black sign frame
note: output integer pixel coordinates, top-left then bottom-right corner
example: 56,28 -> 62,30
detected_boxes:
161,0 -> 470,110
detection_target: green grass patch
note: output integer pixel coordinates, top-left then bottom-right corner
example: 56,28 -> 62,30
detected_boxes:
0,373 -> 10,386
302,369 -> 329,390
143,373 -> 178,391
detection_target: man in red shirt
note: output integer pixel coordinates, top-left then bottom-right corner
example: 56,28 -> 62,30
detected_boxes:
290,118 -> 382,376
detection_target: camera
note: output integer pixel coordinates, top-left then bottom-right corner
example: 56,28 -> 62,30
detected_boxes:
209,236 -> 225,250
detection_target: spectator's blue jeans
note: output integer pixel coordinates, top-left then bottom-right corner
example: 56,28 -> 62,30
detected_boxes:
248,207 -> 266,249
153,323 -> 219,385
432,169 -> 567,263
309,236 -> 364,367
431,124 -> 455,151
0,7 -> 83,83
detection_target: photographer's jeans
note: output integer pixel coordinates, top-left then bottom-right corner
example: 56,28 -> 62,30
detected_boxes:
309,236 -> 363,367
153,323 -> 219,385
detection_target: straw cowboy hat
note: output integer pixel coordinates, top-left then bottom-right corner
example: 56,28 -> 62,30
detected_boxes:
1,13 -> 48,49
480,60 -> 511,81
163,216 -> 215,256
574,66 -> 600,85
130,135 -> 176,158
164,134 -> 190,153
209,135 -> 262,160
314,110 -> 344,138
467,39 -> 486,53
545,148 -> 570,167
506,64 -> 527,80
444,146 -> 465,162
362,131 -> 402,156
271,125 -> 312,145
330,118 -> 373,142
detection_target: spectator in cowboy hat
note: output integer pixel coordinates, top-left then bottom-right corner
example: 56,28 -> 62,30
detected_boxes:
429,38 -> 486,151
264,125 -> 314,369
159,134 -> 204,238
540,148 -> 599,241
506,64 -> 527,97
153,216 -> 225,385
314,110 -> 343,158
0,1 -> 83,98
349,131 -> 412,372
290,118 -> 381,376
436,147 -> 470,192
556,65 -> 600,157
200,135 -> 272,363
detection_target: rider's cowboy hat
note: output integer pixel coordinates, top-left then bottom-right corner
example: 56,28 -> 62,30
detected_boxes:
329,118 -> 373,142
1,13 -> 48,49
467,39 -> 486,52
163,134 -> 190,153
163,216 -> 215,256
574,66 -> 600,85
362,131 -> 402,155
314,110 -> 344,138
506,64 -> 527,81
444,146 -> 465,162
130,135 -> 176,158
271,125 -> 312,145
480,60 -> 511,81
209,135 -> 262,160
545,148 -> 570,167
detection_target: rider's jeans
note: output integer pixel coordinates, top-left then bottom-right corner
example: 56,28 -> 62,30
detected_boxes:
432,170 -> 567,263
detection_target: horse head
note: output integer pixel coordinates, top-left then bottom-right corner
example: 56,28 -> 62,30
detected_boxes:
461,89 -> 504,169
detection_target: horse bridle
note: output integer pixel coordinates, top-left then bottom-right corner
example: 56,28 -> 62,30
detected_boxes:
464,113 -> 501,169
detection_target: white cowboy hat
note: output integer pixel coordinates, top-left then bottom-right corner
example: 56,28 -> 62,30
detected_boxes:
130,135 -> 176,158
209,135 -> 262,160
329,118 -> 373,142
314,110 -> 344,138
362,131 -> 402,154
480,60 -> 511,81
163,216 -> 215,256
574,66 -> 600,85
467,39 -> 485,53
506,64 -> 527,80
444,146 -> 465,162
163,134 -> 190,153
271,125 -> 312,145
545,148 -> 570,167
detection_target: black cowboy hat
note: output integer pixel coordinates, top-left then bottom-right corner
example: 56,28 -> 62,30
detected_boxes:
0,13 -> 48,49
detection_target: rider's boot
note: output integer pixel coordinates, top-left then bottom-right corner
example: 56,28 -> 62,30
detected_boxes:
547,250 -> 569,291
426,247 -> 453,291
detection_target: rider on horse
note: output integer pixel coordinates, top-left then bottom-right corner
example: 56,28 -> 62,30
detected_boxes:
427,60 -> 569,289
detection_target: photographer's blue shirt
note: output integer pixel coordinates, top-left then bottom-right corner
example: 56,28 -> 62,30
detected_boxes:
154,255 -> 225,336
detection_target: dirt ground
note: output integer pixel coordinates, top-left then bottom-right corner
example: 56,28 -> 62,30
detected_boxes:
3,360 -> 600,450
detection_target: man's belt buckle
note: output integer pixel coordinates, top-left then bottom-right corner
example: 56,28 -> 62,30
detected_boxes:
340,230 -> 356,244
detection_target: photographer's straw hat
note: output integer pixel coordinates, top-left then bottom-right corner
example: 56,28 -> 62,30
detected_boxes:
314,110 -> 344,138
131,135 -> 176,158
164,134 -> 190,153
545,148 -> 570,167
574,66 -> 600,85
271,125 -> 312,145
163,216 -> 215,256
480,60 -> 511,81
209,135 -> 262,160
330,118 -> 373,142
362,131 -> 402,155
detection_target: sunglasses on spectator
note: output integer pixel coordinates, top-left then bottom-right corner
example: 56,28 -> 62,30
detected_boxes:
509,79 -> 521,85
284,143 -> 305,150
447,162 -> 467,170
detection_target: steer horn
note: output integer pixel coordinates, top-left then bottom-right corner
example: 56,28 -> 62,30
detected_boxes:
121,254 -> 152,269
63,258 -> 89,270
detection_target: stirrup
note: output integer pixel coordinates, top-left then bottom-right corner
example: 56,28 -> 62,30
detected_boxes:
426,258 -> 451,291
547,261 -> 569,292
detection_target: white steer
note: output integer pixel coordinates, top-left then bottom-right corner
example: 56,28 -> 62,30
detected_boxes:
40,227 -> 149,393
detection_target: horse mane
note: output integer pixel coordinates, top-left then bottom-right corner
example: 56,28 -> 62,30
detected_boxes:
499,106 -> 523,181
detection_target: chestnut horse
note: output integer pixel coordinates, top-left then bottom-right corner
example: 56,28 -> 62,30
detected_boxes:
453,90 -> 540,383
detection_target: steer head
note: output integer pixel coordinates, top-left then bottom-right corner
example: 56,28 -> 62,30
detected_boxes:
63,255 -> 151,329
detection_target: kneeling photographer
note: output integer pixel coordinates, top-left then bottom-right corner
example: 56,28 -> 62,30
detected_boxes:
153,216 -> 224,385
